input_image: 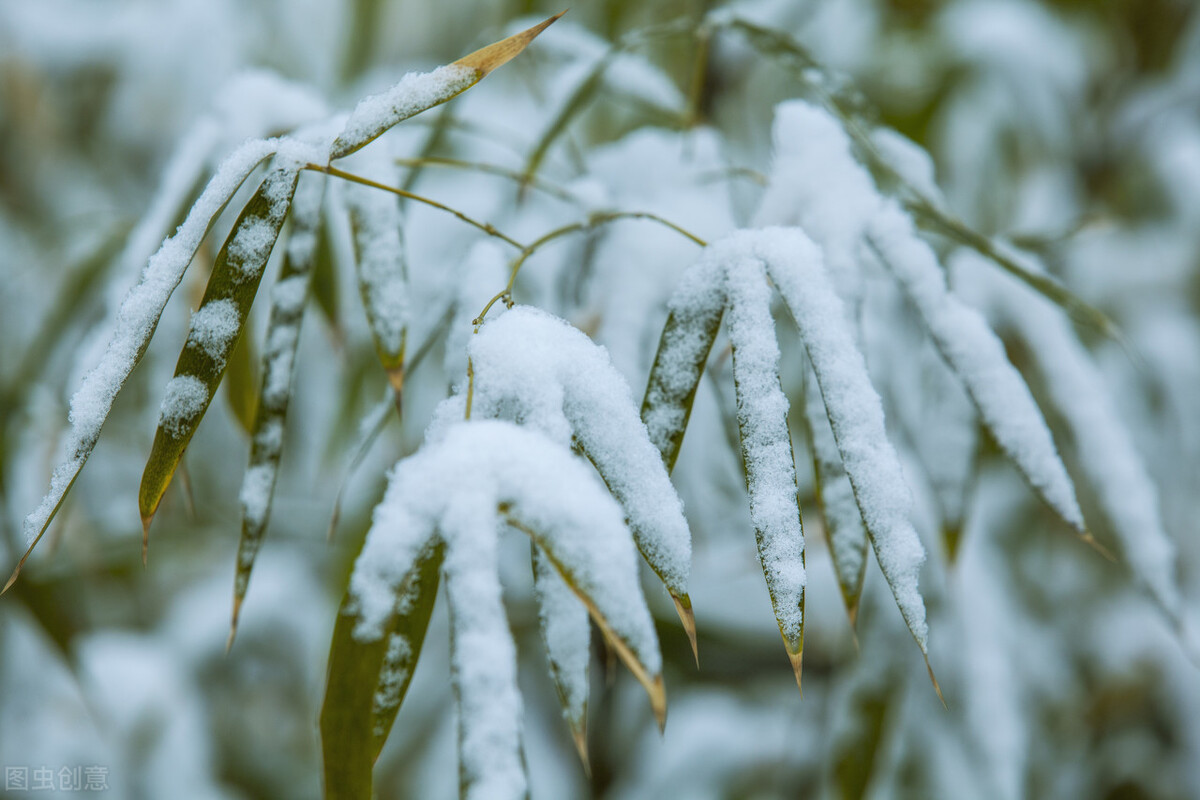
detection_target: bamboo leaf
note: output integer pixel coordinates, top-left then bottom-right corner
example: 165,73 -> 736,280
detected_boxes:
800,364 -> 867,627
310,212 -> 342,337
9,140 -> 278,593
641,258 -> 726,473
320,541 -> 443,800
138,167 -> 299,554
865,205 -> 1098,552
724,253 -> 806,691
346,180 -> 408,406
230,174 -> 325,642
330,13 -> 563,160
222,310 -> 260,434
532,544 -> 591,772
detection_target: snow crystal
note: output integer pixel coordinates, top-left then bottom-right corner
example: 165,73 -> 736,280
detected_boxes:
185,298 -> 239,368
331,64 -> 477,160
867,203 -> 1085,534
158,375 -> 208,438
466,307 -> 692,598
226,217 -> 279,281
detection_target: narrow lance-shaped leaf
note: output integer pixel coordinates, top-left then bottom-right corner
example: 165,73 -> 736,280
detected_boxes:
467,308 -> 696,662
532,544 -> 591,772
865,204 -> 1097,552
222,311 -> 260,434
723,250 -> 806,690
800,362 -> 867,626
229,174 -> 325,642
8,139 -> 279,592
754,229 -> 932,663
329,12 -> 564,161
139,166 -> 300,554
321,540 -> 443,800
641,255 -> 726,473
346,180 -> 408,406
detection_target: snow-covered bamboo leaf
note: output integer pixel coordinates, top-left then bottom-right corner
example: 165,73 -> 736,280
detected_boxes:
329,13 -> 563,160
865,204 -> 1092,547
750,228 -> 931,656
800,365 -> 867,625
641,256 -> 726,473
320,540 -> 443,800
467,307 -> 695,658
230,174 -> 324,641
980,255 -> 1183,621
138,167 -> 300,552
8,139 -> 279,592
532,544 -> 591,771
349,420 -> 665,788
722,250 -> 807,688
346,181 -> 408,404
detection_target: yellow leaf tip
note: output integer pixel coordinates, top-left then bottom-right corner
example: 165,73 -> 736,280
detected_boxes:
787,646 -> 804,698
140,515 -> 152,566
453,12 -> 565,77
671,593 -> 699,668
650,673 -> 667,733
925,657 -> 947,710
570,724 -> 591,777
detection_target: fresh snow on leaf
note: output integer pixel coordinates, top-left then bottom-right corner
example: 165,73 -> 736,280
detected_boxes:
720,246 -> 807,652
331,65 -> 478,160
185,298 -> 240,369
346,170 -> 409,372
962,249 -> 1183,619
157,375 -> 208,438
467,306 -> 693,599
532,545 -> 590,756
866,203 -> 1086,537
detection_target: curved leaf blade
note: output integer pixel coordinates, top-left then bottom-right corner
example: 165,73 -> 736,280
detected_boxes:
138,167 -> 299,552
321,541 -> 443,800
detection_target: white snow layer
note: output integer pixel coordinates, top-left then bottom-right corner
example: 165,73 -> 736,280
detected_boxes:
158,375 -> 208,438
533,546 -> 590,734
867,203 -> 1086,535
185,298 -> 240,368
465,307 -> 693,599
331,64 -> 477,160
346,180 -> 408,362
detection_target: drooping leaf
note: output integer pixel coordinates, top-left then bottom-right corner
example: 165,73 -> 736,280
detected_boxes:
222,309 -> 260,434
532,543 -> 591,771
346,179 -> 408,405
865,204 -> 1094,549
800,363 -> 867,626
320,540 -> 443,800
229,174 -> 325,641
641,256 -> 725,473
138,166 -> 300,553
723,251 -> 806,690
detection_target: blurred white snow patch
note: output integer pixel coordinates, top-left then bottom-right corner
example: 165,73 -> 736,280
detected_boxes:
871,126 -> 945,208
214,69 -> 329,143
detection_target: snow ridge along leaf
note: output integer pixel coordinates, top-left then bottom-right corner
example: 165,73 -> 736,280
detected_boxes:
138,166 -> 300,554
230,173 -> 326,643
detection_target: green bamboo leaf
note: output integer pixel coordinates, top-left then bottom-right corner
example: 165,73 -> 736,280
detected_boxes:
329,13 -> 564,161
321,541 -> 443,800
222,310 -> 260,435
832,668 -> 896,800
506,516 -> 666,730
532,544 -> 591,772
521,53 -> 610,190
800,365 -> 867,627
229,175 -> 325,643
310,212 -> 342,338
640,260 -> 726,473
138,167 -> 300,555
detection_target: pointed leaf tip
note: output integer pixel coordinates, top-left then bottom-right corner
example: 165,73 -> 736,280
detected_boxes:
571,724 -> 591,777
786,642 -> 803,698
454,12 -> 566,77
141,515 -> 152,566
650,674 -> 667,733
925,656 -> 947,710
671,593 -> 699,668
